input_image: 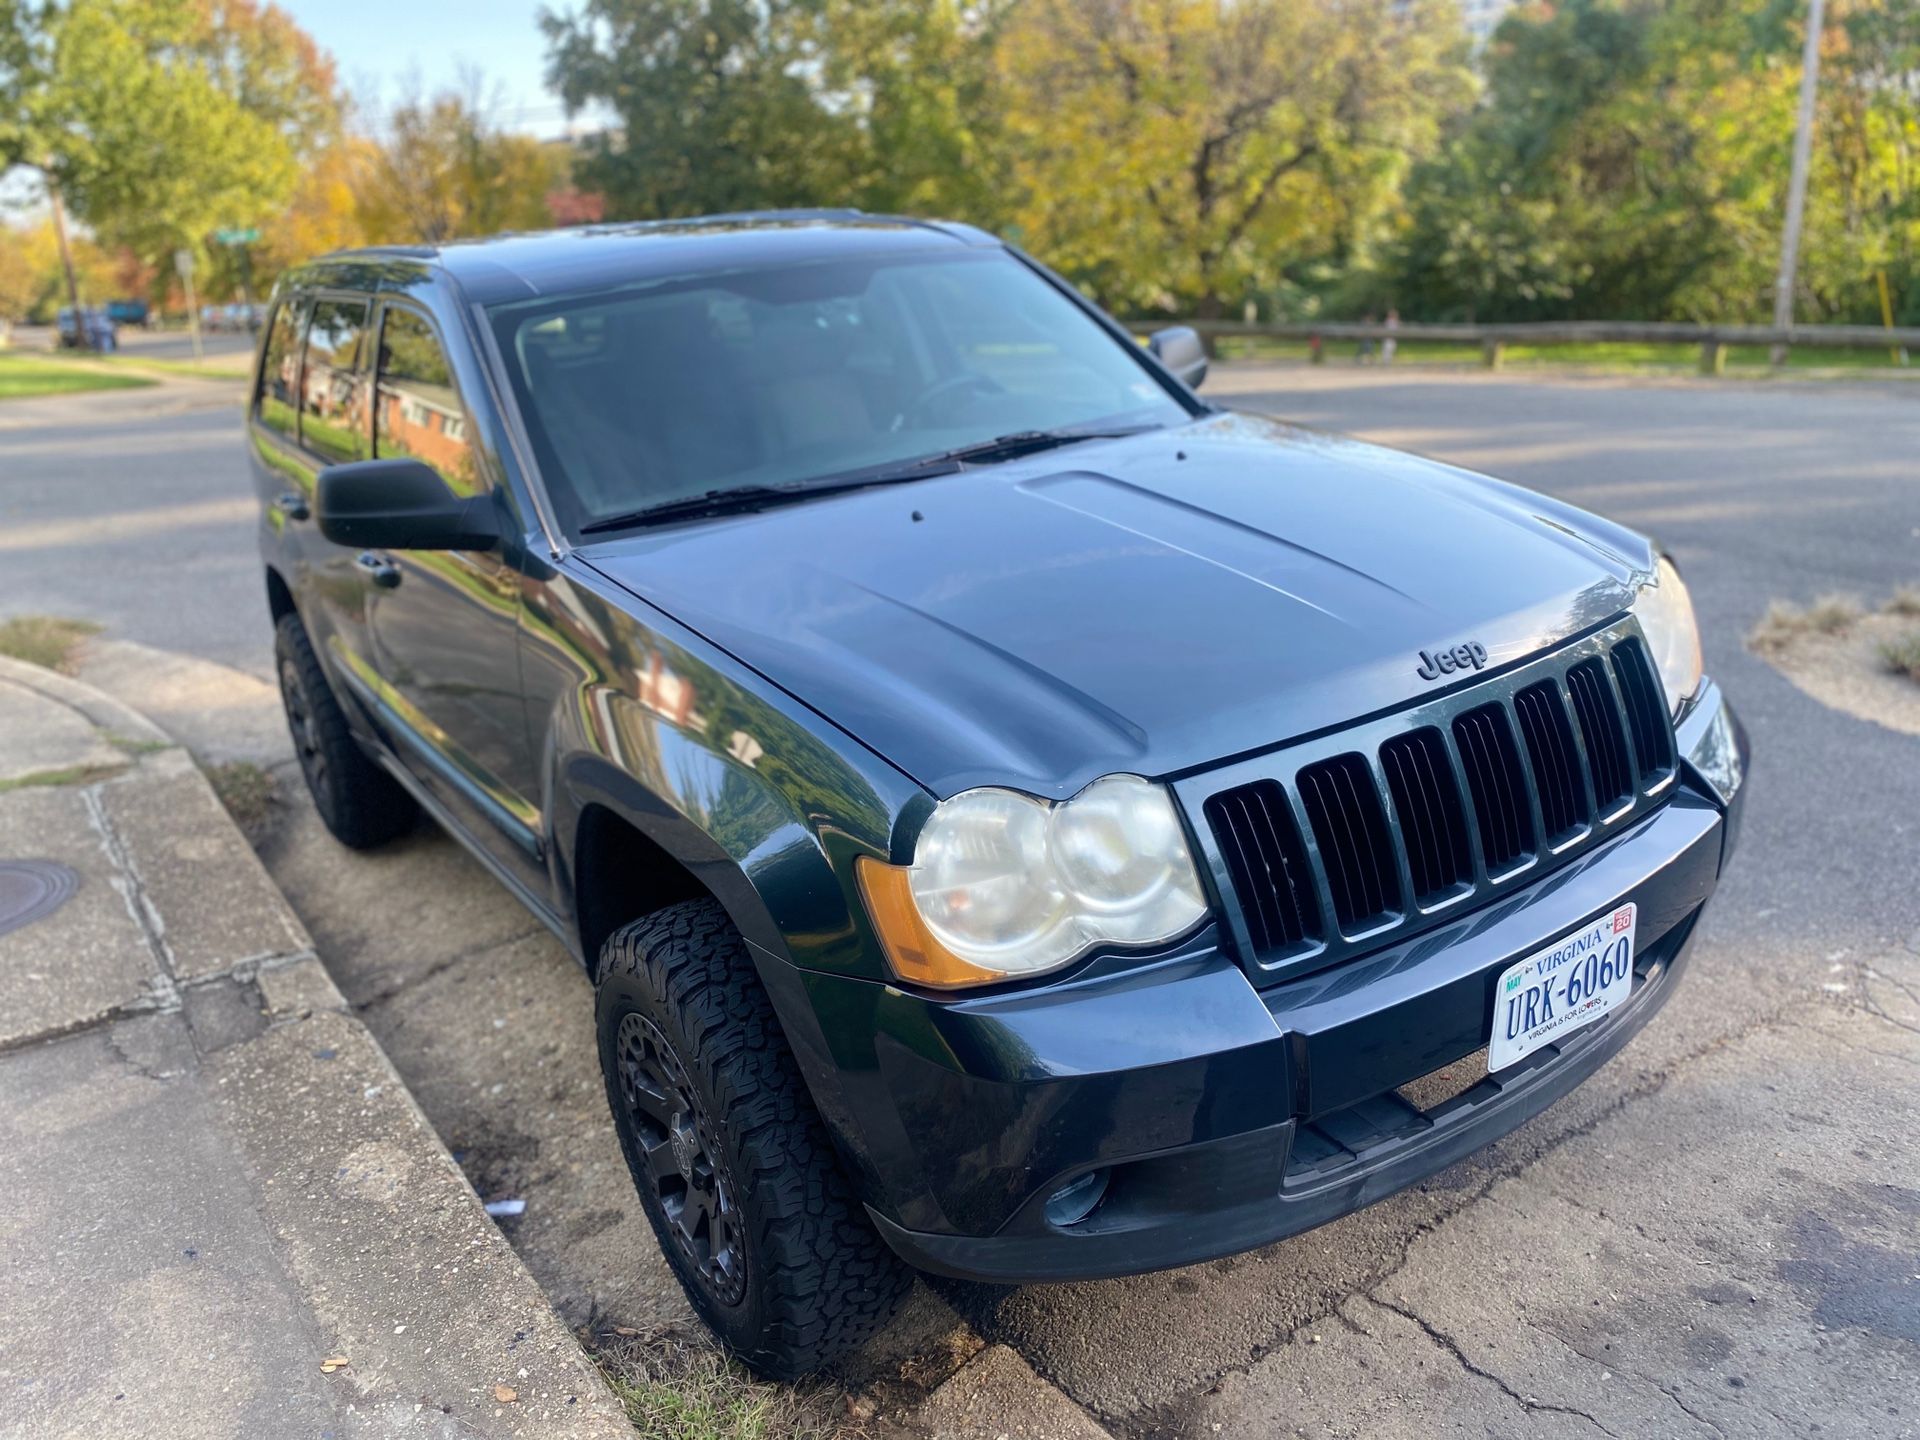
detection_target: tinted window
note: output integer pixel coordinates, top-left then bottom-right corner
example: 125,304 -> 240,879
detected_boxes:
375,310 -> 478,495
489,250 -> 1189,534
256,300 -> 303,439
301,299 -> 371,465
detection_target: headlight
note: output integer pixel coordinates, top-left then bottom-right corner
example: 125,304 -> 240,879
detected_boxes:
857,774 -> 1209,989
1636,555 -> 1704,716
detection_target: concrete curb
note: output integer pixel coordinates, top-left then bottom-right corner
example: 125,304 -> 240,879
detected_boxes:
0,651 -> 173,751
0,659 -> 631,1437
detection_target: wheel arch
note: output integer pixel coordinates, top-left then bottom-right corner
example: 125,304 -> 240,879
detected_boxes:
553,752 -> 806,980
264,563 -> 298,623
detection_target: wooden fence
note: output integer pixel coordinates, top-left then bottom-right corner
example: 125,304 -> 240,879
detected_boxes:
1147,318 -> 1918,374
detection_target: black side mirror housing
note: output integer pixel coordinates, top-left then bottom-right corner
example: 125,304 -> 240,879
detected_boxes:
316,459 -> 501,551
1148,325 -> 1209,391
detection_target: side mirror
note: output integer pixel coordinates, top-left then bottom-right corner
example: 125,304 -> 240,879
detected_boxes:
1148,325 -> 1209,391
316,459 -> 500,551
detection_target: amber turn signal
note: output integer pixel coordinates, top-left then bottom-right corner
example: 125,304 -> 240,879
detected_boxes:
855,857 -> 1006,990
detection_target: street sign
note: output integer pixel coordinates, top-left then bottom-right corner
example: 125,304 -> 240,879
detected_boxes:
174,249 -> 193,278
213,227 -> 261,245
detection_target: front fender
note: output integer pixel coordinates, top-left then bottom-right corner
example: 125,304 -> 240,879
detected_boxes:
524,560 -> 926,981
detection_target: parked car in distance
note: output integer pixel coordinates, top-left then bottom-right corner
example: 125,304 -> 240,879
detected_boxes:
106,298 -> 150,328
249,213 -> 1749,1377
55,305 -> 117,350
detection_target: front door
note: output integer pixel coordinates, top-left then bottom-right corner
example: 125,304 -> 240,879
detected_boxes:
352,302 -> 543,889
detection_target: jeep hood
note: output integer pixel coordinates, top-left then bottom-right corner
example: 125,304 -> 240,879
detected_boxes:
581,412 -> 1652,798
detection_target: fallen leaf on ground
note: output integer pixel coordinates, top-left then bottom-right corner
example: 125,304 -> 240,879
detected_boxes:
612,1326 -> 639,1336
320,1357 -> 350,1374
493,1384 -> 518,1403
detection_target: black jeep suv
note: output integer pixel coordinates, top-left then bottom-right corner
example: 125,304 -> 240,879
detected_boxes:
250,213 -> 1748,1377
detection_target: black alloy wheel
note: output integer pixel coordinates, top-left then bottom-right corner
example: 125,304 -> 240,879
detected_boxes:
612,1011 -> 748,1306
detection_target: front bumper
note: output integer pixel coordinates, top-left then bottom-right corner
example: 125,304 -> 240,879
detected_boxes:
783,686 -> 1748,1285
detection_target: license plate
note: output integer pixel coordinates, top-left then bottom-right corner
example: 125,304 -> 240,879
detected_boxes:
1488,903 -> 1637,1072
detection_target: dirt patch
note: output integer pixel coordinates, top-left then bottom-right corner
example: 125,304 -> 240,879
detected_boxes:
1749,600 -> 1920,737
0,615 -> 100,674
201,759 -> 279,842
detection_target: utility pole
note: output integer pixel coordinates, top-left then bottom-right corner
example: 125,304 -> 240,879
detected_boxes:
47,182 -> 86,349
175,249 -> 204,364
1771,0 -> 1827,367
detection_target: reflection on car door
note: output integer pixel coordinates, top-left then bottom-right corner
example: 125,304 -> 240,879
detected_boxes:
284,295 -> 387,705
354,302 -> 543,888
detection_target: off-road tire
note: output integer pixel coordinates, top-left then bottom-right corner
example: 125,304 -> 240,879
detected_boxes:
273,612 -> 416,849
596,899 -> 910,1378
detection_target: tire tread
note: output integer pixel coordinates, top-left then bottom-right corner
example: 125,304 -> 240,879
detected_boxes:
598,899 -> 909,1377
274,613 -> 415,849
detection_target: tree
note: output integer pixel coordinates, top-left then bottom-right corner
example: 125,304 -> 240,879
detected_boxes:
350,79 -> 571,244
0,218 -> 120,320
994,0 -> 1471,317
0,1 -> 46,173
258,135 -> 371,276
10,0 -> 296,306
542,0 -> 859,218
811,0 -> 1012,221
1810,0 -> 1920,323
0,226 -> 38,322
186,0 -> 341,155
1385,0 -> 1920,326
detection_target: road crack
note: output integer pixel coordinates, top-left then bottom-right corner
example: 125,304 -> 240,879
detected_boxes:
1366,1295 -> 1623,1437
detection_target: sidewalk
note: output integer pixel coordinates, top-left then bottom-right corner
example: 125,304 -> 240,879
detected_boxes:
0,656 -> 631,1439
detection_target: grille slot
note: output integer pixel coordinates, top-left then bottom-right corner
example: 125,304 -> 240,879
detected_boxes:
1205,781 -> 1320,956
1512,680 -> 1588,843
1567,657 -> 1633,810
1296,754 -> 1399,932
1451,703 -> 1534,871
1612,637 -> 1674,783
1380,728 -> 1471,904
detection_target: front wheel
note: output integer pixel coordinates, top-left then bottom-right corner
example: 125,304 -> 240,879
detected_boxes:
595,899 -> 910,1377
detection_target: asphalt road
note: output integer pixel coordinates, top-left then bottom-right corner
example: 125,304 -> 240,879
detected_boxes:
0,385 -> 265,675
6,323 -> 257,366
2,363 -> 1916,1436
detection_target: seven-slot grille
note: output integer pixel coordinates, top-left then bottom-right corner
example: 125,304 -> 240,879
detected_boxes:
1197,625 -> 1677,982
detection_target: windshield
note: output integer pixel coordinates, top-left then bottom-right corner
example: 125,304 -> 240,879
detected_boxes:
488,249 -> 1193,535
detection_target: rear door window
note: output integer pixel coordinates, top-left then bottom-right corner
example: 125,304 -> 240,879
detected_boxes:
255,300 -> 304,439
375,309 -> 478,494
300,298 -> 372,465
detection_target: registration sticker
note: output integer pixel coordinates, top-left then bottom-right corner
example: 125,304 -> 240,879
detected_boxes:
1488,903 -> 1636,1072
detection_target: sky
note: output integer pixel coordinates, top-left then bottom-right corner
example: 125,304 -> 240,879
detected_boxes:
278,0 -> 578,139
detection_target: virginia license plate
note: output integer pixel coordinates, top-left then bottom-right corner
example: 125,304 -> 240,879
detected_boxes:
1488,903 -> 1637,1072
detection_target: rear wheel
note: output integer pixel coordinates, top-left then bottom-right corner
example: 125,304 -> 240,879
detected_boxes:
274,612 -> 416,849
595,899 -> 910,1377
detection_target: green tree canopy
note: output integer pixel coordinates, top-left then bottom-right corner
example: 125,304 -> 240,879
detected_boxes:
542,0 -> 856,217
349,80 -> 569,244
992,0 -> 1471,316
1391,0 -> 1918,326
11,0 -> 295,272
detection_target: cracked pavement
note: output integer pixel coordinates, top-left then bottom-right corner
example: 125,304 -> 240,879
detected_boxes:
9,364 -> 1916,1436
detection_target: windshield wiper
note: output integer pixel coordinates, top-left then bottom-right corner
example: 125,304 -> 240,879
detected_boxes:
577,425 -> 1159,535
916,425 -> 1160,469
578,472 -> 945,534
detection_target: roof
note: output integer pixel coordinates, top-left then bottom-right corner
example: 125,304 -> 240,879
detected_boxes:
329,210 -> 1004,306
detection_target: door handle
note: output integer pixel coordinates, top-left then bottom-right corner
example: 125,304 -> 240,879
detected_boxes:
355,551 -> 402,589
275,491 -> 310,522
